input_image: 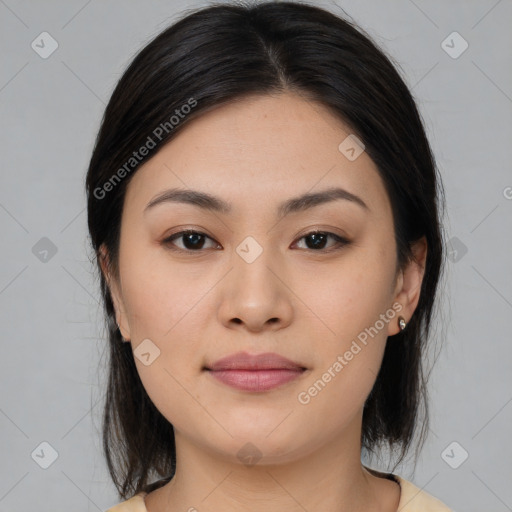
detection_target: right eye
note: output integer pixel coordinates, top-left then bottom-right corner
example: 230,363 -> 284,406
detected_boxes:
162,229 -> 221,252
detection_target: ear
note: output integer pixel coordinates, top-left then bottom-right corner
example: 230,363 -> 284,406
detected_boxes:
388,236 -> 428,336
99,244 -> 131,342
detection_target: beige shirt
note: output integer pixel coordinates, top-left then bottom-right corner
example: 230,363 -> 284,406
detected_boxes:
105,474 -> 453,511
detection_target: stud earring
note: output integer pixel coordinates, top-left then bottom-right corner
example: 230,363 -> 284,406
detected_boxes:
398,316 -> 407,331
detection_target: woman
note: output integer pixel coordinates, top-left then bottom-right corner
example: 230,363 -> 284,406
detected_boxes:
86,1 -> 452,510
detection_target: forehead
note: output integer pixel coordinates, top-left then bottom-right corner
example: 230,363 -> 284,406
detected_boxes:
124,92 -> 391,219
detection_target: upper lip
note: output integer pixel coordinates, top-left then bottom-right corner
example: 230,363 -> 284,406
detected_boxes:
206,351 -> 306,371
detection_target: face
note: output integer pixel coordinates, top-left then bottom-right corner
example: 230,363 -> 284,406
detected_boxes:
102,92 -> 426,466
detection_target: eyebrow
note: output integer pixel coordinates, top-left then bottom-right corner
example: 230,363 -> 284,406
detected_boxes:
144,186 -> 369,216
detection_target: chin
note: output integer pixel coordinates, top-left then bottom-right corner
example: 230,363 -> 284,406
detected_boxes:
200,420 -> 315,467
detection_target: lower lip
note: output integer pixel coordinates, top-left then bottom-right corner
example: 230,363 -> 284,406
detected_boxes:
207,368 -> 305,392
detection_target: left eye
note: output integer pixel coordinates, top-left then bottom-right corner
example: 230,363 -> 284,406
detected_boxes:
293,230 -> 350,251
162,230 -> 350,253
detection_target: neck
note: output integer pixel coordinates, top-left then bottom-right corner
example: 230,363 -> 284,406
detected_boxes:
146,414 -> 399,512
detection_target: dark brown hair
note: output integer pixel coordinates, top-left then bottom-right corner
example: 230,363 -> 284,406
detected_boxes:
85,0 -> 446,499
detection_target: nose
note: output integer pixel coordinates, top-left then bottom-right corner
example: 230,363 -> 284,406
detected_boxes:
217,246 -> 294,333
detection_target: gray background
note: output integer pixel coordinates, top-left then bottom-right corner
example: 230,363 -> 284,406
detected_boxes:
1,0 -> 511,510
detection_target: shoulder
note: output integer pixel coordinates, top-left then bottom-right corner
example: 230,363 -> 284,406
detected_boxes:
105,492 -> 148,512
395,475 -> 453,511
102,478 -> 454,512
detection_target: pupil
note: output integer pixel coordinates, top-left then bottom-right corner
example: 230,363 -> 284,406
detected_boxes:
184,233 -> 204,249
308,233 -> 326,249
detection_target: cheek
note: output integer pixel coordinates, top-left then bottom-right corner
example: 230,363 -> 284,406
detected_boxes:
295,271 -> 393,430
119,248 -> 211,394
135,356 -> 203,438
119,243 -> 204,338
296,248 -> 395,404
296,353 -> 382,442
302,250 -> 396,343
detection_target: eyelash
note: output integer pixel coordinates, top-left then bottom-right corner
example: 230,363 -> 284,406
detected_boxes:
162,229 -> 351,254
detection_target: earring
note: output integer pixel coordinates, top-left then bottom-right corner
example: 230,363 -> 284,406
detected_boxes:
398,316 -> 407,331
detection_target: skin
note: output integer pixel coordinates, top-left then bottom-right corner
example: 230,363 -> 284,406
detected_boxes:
101,91 -> 427,512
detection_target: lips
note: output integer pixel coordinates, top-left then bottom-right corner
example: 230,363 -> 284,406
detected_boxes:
205,351 -> 307,392
207,351 -> 306,371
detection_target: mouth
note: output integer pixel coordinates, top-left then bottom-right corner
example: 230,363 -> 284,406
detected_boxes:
206,368 -> 306,392
203,351 -> 307,392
